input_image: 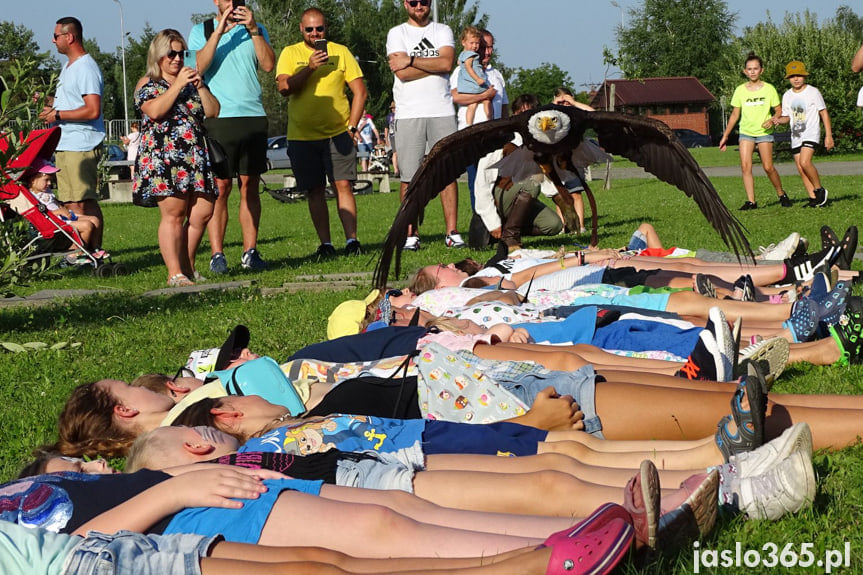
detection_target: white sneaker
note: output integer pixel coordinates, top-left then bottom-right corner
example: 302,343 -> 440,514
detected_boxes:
730,422 -> 812,479
758,232 -> 800,261
735,450 -> 816,520
445,232 -> 465,248
403,236 -> 421,251
707,307 -> 734,382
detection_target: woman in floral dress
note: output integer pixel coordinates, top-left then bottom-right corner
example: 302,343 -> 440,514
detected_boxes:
134,29 -> 220,286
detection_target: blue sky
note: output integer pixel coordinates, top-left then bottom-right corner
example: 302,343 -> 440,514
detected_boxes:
8,1 -> 856,90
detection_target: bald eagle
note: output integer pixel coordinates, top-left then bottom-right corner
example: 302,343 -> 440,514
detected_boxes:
373,104 -> 751,288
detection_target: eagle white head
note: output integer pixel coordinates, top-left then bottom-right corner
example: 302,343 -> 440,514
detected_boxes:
527,110 -> 571,145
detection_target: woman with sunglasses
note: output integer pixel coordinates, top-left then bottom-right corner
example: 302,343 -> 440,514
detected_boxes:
134,29 -> 220,287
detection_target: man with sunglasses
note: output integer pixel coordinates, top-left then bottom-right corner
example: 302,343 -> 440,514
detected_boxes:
39,16 -> 106,252
387,0 -> 464,251
189,0 -> 275,274
276,7 -> 367,258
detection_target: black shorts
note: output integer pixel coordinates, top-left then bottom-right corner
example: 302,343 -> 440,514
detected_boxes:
791,141 -> 818,155
601,266 -> 660,287
204,116 -> 268,178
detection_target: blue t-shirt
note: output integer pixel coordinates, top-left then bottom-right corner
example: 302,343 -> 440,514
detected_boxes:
54,54 -> 105,151
188,21 -> 269,118
240,414 -> 426,456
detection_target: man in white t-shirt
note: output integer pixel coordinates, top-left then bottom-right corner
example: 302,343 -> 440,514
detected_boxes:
386,0 -> 464,250
449,29 -> 508,224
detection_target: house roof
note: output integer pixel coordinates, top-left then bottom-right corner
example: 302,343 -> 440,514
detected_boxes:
590,77 -> 715,109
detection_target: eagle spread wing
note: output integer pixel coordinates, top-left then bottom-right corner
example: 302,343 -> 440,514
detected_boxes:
373,105 -> 751,288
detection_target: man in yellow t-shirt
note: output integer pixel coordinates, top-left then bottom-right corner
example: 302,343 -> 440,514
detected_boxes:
276,8 -> 367,257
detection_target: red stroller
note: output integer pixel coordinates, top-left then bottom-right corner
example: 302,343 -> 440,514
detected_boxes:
0,127 -> 124,276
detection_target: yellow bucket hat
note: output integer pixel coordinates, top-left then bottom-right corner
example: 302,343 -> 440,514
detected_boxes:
784,61 -> 808,78
327,289 -> 380,339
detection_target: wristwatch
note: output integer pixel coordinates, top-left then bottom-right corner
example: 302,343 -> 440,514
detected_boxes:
249,28 -> 261,36
54,110 -> 61,122
349,125 -> 357,135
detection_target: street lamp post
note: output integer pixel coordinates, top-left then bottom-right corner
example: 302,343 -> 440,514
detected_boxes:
112,0 -> 129,135
610,1 -> 624,28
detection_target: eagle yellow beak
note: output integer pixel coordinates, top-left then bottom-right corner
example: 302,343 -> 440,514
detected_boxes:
538,116 -> 558,132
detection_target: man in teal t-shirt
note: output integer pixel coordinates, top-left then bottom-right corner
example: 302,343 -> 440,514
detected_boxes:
189,0 -> 275,274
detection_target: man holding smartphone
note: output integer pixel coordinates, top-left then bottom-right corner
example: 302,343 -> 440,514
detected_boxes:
189,0 -> 275,273
276,7 -> 367,258
386,0 -> 463,251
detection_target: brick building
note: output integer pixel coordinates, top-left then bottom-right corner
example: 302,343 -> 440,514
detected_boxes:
589,77 -> 715,136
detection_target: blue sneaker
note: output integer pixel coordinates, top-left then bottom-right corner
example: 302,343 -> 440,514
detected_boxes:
241,248 -> 267,270
209,252 -> 228,274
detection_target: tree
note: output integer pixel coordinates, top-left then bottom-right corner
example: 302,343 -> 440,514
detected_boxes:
0,21 -> 57,88
505,62 -> 573,105
614,0 -> 737,98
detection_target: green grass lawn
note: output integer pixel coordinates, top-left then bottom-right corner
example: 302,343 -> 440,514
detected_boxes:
1,157 -> 862,573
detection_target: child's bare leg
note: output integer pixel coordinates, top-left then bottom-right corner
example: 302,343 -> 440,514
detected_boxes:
757,142 -> 784,195
258,490 -> 544,558
739,139 -> 756,203
538,437 -> 724,471
666,290 -> 792,322
208,540 -> 539,572
413,469 -> 621,517
482,99 -> 492,122
425,452 -> 695,488
466,102 -> 477,126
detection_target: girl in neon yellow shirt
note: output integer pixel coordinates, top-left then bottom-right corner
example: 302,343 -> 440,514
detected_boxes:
718,52 -> 790,210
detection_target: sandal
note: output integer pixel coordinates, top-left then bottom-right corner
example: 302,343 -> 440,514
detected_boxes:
715,370 -> 767,461
545,508 -> 634,575
622,460 -> 660,550
167,274 -> 195,287
657,469 -> 719,553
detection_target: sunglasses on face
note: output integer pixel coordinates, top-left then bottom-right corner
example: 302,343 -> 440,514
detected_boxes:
304,25 -> 325,33
165,50 -> 184,60
408,0 -> 430,6
172,366 -> 196,382
53,32 -> 70,40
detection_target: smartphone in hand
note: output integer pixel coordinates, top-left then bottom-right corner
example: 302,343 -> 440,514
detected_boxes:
314,39 -> 328,54
183,50 -> 197,70
232,0 -> 245,21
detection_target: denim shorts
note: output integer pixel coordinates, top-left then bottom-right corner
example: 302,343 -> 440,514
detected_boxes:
63,530 -> 219,575
336,444 -> 425,492
739,133 -> 774,144
500,364 -> 603,437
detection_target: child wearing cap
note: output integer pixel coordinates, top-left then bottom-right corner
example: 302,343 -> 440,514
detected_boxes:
23,158 -> 105,255
774,60 -> 833,207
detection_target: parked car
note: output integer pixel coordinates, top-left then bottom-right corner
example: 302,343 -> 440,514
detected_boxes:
672,129 -> 712,148
266,136 -> 292,170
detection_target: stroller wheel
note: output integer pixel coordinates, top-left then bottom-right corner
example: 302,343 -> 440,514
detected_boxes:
111,263 -> 128,276
94,264 -> 114,278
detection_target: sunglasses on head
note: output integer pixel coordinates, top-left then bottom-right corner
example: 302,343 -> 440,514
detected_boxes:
408,0 -> 430,6
172,366 -> 196,382
165,50 -> 184,60
304,25 -> 325,33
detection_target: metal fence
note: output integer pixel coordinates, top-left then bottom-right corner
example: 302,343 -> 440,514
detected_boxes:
106,119 -> 131,143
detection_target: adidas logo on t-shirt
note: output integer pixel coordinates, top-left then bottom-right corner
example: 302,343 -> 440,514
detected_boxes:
409,38 -> 439,58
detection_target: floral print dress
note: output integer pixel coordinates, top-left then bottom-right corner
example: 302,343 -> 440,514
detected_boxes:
133,79 -> 217,200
